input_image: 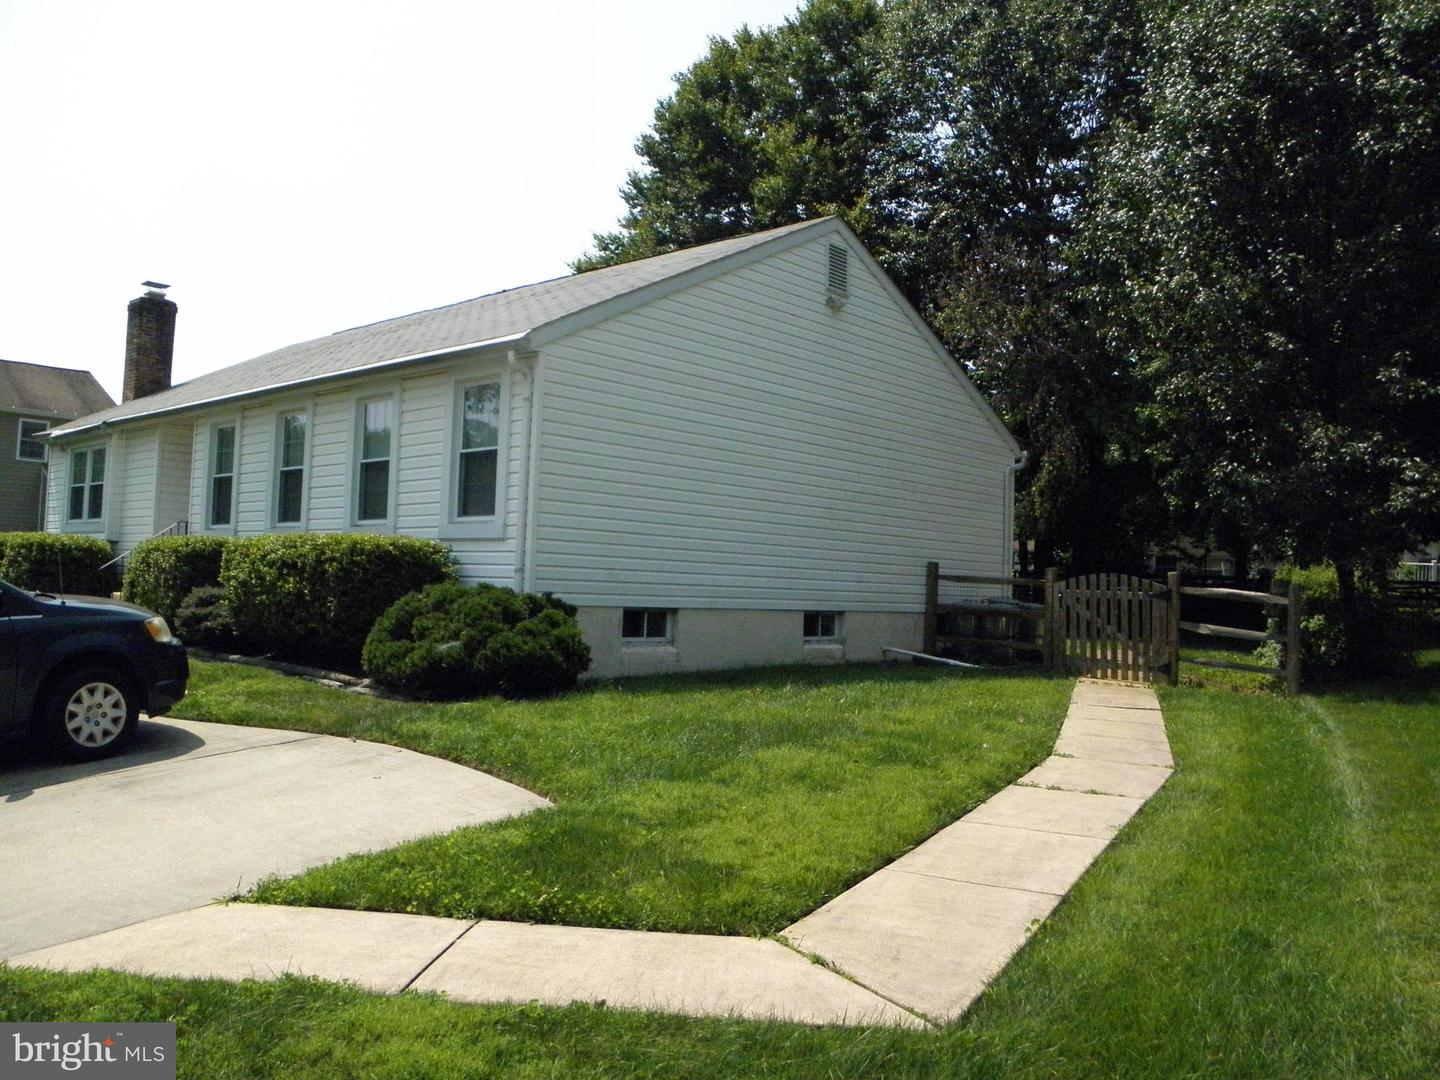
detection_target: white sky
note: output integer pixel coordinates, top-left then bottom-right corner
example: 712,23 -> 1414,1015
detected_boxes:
0,0 -> 802,400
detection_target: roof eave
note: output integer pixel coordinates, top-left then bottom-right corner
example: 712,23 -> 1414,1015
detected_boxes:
46,331 -> 532,440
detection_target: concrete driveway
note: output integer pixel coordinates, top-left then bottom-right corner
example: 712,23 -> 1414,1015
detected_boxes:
0,717 -> 549,959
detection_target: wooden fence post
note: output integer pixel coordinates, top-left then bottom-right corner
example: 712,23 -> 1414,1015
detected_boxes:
1167,571 -> 1182,686
1286,581 -> 1302,694
923,561 -> 939,655
1044,567 -> 1058,672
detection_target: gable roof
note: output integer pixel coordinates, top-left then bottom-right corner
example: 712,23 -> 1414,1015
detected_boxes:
50,219 -> 830,437
0,360 -> 114,418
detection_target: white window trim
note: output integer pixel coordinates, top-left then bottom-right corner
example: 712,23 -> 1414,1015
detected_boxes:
16,417 -> 49,462
201,418 -> 241,534
803,610 -> 844,643
63,440 -> 109,532
438,366 -> 509,540
621,608 -> 675,646
348,389 -> 400,530
268,403 -> 313,530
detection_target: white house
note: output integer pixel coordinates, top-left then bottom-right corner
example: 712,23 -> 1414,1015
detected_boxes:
47,219 -> 1022,677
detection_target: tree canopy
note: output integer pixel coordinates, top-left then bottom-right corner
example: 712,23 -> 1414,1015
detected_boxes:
1083,0 -> 1440,596
577,0 -> 1440,594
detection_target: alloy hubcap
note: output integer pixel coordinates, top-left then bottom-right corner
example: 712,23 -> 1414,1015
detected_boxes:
64,683 -> 127,747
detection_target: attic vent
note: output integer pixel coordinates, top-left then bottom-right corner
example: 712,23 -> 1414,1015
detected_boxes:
826,243 -> 849,310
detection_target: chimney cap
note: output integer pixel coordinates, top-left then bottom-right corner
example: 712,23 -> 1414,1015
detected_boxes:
141,280 -> 171,295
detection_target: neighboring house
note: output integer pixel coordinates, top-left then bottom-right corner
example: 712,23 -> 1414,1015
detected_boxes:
46,219 -> 1022,677
0,360 -> 114,532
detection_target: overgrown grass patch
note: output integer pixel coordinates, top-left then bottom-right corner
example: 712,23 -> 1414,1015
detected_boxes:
173,660 -> 1069,934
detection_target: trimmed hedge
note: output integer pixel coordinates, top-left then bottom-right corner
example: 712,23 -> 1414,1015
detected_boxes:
363,582 -> 591,699
0,532 -> 117,596
122,535 -> 234,624
221,534 -> 456,668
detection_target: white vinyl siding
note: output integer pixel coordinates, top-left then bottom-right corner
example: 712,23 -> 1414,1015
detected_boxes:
171,360 -> 526,587
48,421 -> 191,549
152,423 -> 192,534
529,232 -> 1016,610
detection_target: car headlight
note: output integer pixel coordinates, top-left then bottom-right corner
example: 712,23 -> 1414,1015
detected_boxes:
144,616 -> 174,643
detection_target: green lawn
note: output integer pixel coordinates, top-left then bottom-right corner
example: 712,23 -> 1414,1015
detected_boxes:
4,657 -> 1438,1077
173,660 -> 1068,934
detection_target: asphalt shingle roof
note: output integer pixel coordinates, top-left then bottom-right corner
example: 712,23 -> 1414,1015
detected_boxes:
0,360 -> 114,417
51,219 -> 829,435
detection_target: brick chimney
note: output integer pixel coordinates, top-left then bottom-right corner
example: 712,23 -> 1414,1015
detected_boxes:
122,280 -> 177,402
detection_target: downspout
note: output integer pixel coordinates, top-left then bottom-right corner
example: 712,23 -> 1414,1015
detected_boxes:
521,352 -> 544,594
1004,451 -> 1029,574
508,350 -> 534,592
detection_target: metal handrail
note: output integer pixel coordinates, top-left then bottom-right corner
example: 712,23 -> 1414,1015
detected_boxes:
98,519 -> 190,573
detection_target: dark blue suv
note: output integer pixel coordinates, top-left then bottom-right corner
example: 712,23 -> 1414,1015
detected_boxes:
0,580 -> 189,760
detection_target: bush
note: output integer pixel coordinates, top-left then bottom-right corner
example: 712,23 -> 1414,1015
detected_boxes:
122,535 -> 233,624
1268,563 -> 1413,678
173,586 -> 238,651
0,532 -> 117,596
221,533 -> 456,668
363,582 -> 590,699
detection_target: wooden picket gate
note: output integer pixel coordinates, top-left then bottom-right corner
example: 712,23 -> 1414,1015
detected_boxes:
922,563 -> 1301,689
1054,573 -> 1172,684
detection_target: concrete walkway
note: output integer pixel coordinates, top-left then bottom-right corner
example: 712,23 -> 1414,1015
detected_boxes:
9,680 -> 1171,1028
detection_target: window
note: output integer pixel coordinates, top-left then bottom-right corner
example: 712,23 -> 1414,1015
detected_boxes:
67,447 -> 106,521
622,608 -> 672,642
275,411 -> 307,524
804,611 -> 842,641
17,418 -> 48,461
456,382 -> 500,519
208,424 -> 236,527
356,398 -> 393,522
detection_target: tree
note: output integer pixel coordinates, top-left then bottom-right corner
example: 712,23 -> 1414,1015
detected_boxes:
572,0 -> 885,271
869,0 -> 1153,570
1084,0 -> 1440,632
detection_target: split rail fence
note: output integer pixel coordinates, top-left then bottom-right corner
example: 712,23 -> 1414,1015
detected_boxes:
923,562 -> 1301,691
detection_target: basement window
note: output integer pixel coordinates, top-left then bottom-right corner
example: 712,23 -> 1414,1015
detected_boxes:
803,611 -> 842,641
622,608 -> 673,643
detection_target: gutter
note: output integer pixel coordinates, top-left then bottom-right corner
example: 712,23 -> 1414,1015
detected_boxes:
44,331 -> 532,441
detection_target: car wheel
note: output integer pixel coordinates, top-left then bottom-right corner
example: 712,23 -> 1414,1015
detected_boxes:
42,666 -> 139,760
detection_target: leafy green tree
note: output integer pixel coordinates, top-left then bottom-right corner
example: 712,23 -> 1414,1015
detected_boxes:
573,0 -> 885,271
870,0 -> 1153,570
1084,0 -> 1440,630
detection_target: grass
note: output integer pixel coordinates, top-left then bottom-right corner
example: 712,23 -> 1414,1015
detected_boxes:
4,656 -> 1438,1077
1178,636 -> 1280,692
171,660 -> 1068,934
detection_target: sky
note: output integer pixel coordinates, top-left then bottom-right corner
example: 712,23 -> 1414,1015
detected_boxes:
0,0 -> 802,400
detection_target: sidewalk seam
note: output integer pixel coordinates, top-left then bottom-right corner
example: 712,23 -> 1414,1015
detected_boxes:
771,935 -> 935,1028
399,921 -> 477,994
